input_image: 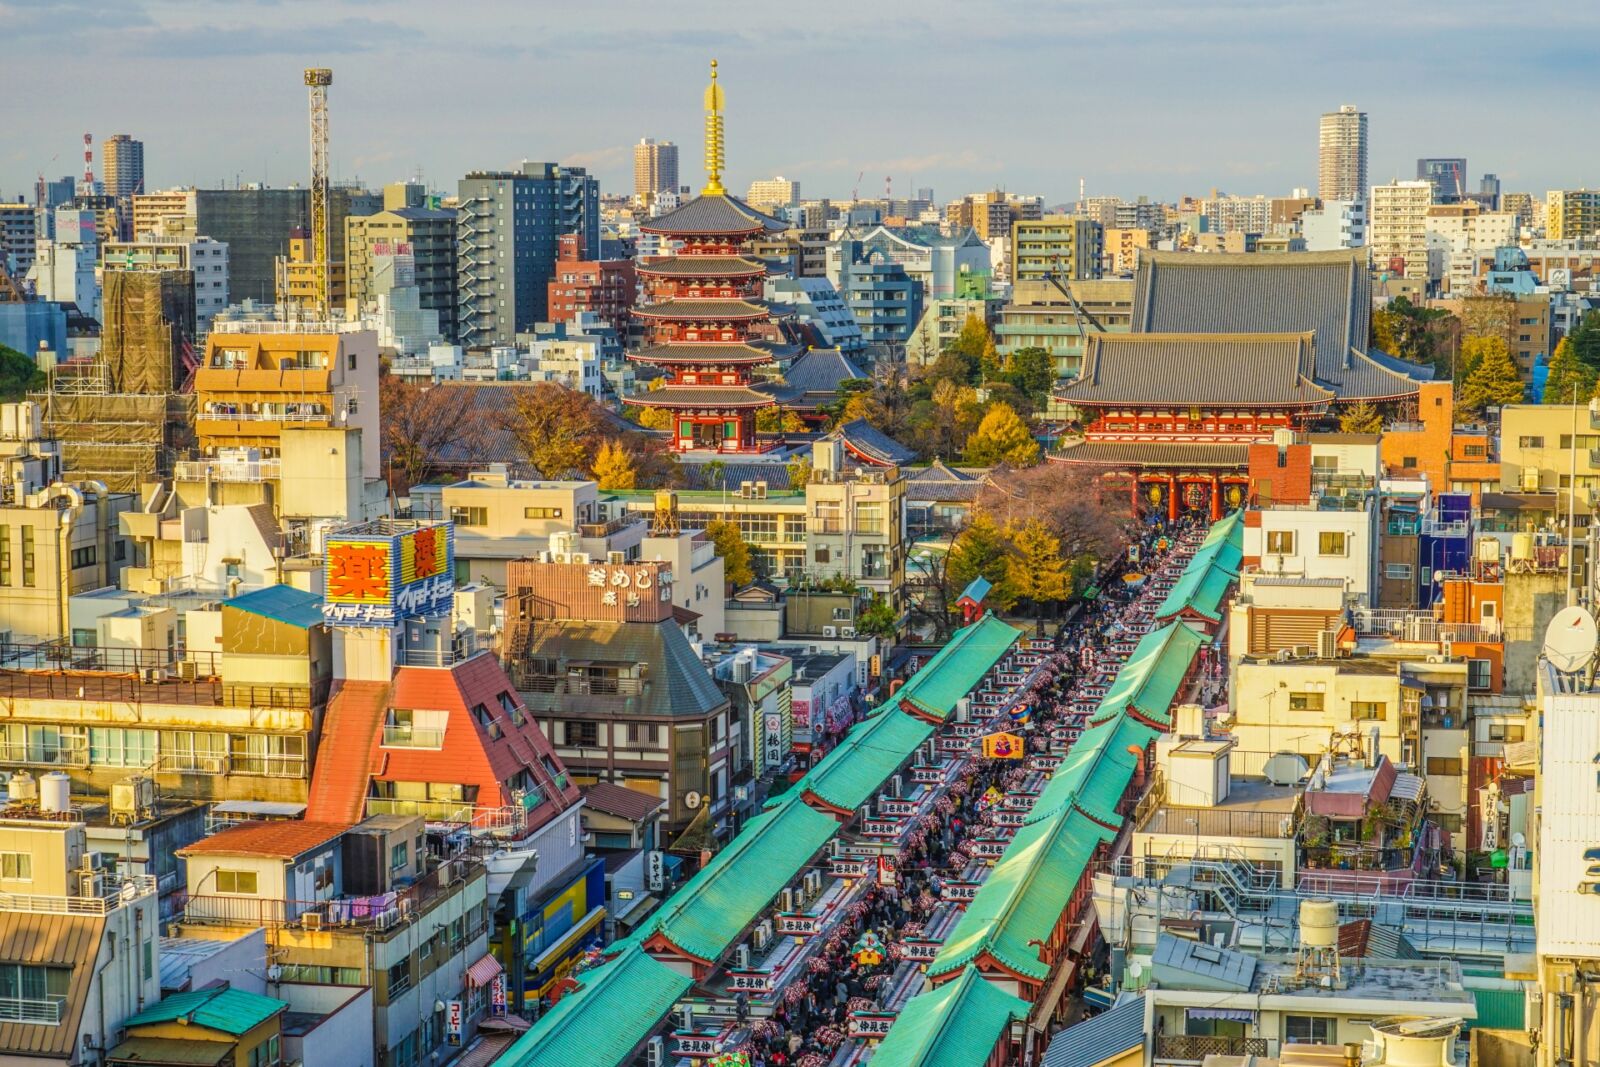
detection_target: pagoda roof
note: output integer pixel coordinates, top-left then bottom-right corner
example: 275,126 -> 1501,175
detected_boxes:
1055,332 -> 1335,408
623,385 -> 777,410
630,342 -> 780,365
637,255 -> 766,277
1130,249 -> 1431,401
641,192 -> 787,236
633,299 -> 777,321
1052,439 -> 1251,469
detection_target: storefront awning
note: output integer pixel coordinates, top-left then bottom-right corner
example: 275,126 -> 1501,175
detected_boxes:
466,952 -> 504,988
1188,1008 -> 1255,1021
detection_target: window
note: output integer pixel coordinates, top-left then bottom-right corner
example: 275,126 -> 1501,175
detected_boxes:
523,506 -> 563,519
1402,456 -> 1417,469
1488,723 -> 1525,743
347,352 -> 358,370
1285,1016 -> 1334,1045
20,527 -> 33,587
1312,455 -> 1339,472
89,728 -> 157,768
163,731 -> 227,772
387,959 -> 413,996
1288,691 -> 1324,712
625,722 -> 660,747
248,1035 -> 281,1067
564,720 -> 598,747
1384,563 -> 1413,580
215,869 -> 259,894
0,852 -> 32,880
1517,436 -> 1544,448
1467,658 -> 1493,690
383,709 -> 447,749
0,964 -> 67,1012
390,842 -> 409,872
1351,701 -> 1387,721
1426,756 -> 1463,776
1318,531 -> 1348,556
450,506 -> 488,527
0,524 -> 8,585
229,734 -> 305,776
1463,444 -> 1486,457
1266,530 -> 1295,554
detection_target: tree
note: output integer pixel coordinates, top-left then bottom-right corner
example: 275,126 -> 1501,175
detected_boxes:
785,455 -> 813,489
0,344 -> 44,403
702,459 -> 727,493
1568,310 -> 1600,374
592,439 -> 637,490
1371,296 -> 1452,376
756,407 -> 806,433
854,596 -> 899,639
508,383 -> 613,478
947,513 -> 1016,611
1338,401 -> 1385,434
379,377 -> 486,491
1001,346 -> 1056,406
705,518 -> 754,588
837,392 -> 887,428
974,464 -> 1127,564
948,314 -> 991,362
914,380 -> 982,459
979,337 -> 1003,381
1458,294 -> 1517,346
1455,337 -> 1525,418
634,406 -> 674,431
965,402 -> 1040,466
1543,337 -> 1597,404
1005,518 -> 1071,615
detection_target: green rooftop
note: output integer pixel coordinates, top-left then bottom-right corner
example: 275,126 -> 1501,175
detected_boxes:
867,965 -> 1029,1067
123,987 -> 286,1037
1089,621 -> 1204,727
498,947 -> 692,1067
896,614 -> 1021,721
789,706 -> 934,812
1026,714 -> 1155,829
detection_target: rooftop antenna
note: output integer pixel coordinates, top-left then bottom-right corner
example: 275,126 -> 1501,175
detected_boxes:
1543,605 -> 1598,677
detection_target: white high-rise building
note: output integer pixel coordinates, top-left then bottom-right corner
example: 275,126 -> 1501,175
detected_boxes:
1370,180 -> 1434,280
1319,105 -> 1368,204
28,207 -> 100,319
746,176 -> 801,208
1299,199 -> 1366,250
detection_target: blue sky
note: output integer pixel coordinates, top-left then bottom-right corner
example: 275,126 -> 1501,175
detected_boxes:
7,0 -> 1599,205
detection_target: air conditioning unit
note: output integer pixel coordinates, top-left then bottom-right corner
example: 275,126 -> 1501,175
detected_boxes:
822,626 -> 837,638
1317,630 -> 1339,659
752,921 -> 773,950
1276,648 -> 1295,662
302,912 -> 324,931
570,552 -> 590,564
646,1036 -> 665,1067
1441,639 -> 1455,659
608,551 -> 625,564
890,774 -> 904,798
840,627 -> 857,638
780,887 -> 795,912
735,943 -> 750,969
177,659 -> 199,682
1426,654 -> 1445,664
76,870 -> 104,898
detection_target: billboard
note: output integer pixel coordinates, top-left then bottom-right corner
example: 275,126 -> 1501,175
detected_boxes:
323,521 -> 455,627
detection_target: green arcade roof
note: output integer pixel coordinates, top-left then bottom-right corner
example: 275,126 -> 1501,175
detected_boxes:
896,614 -> 1021,721
498,947 -> 691,1067
932,807 -> 1114,981
1026,714 -> 1155,829
123,987 -> 286,1036
790,706 -> 934,812
868,965 -> 1029,1067
637,794 -> 837,961
1088,621 -> 1205,727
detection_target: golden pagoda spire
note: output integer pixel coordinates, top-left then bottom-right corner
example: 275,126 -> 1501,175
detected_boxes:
702,58 -> 726,195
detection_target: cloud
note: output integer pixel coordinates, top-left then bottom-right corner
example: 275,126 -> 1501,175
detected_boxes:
562,145 -> 630,171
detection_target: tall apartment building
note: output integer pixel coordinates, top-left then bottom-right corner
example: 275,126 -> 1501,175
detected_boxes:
29,207 -> 100,320
1370,180 -> 1435,280
1010,215 -> 1102,282
456,162 -> 599,348
1417,157 -> 1467,204
102,134 -> 145,198
1546,189 -> 1600,240
633,138 -> 679,204
1479,173 -> 1502,208
345,194 -> 458,340
1318,104 -> 1368,203
946,191 -> 1043,241
0,201 -> 37,277
1502,192 -> 1535,231
545,232 -> 636,335
1199,194 -> 1272,235
745,176 -> 801,208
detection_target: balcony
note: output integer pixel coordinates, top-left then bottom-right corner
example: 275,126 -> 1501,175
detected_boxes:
184,858 -> 481,932
381,725 -> 445,749
172,458 -> 282,483
1156,1036 -> 1270,1062
0,874 -> 156,917
0,996 -> 65,1024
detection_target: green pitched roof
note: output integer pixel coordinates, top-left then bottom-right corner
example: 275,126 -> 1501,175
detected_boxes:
932,808 -> 1114,981
499,948 -> 691,1067
788,706 -> 933,812
638,795 -> 838,961
868,966 -> 1029,1067
1089,621 -> 1205,727
1155,543 -> 1239,622
1026,715 -> 1155,828
123,987 -> 286,1036
896,614 -> 1021,721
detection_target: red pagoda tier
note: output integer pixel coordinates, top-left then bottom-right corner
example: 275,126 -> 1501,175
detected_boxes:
623,61 -> 793,453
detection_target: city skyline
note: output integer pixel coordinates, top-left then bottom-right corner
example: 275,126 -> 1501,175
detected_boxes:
8,0 -> 1600,204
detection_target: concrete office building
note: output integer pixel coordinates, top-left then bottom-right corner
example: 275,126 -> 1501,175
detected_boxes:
345,191 -> 458,340
102,134 -> 145,199
633,139 -> 679,205
29,207 -> 100,320
1417,157 -> 1467,204
1299,199 -> 1366,250
456,162 -> 599,348
101,235 -> 230,337
1318,104 -> 1368,203
0,201 -> 37,277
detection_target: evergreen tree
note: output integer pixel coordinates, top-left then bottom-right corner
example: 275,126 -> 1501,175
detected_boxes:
1002,346 -> 1056,405
965,402 -> 1040,466
1543,337 -> 1597,404
1004,518 -> 1071,615
947,513 -> 1016,611
1455,337 -> 1525,418
1569,310 -> 1600,374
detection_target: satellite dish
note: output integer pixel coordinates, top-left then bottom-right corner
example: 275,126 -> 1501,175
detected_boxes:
1262,752 -> 1311,787
1128,960 -> 1144,980
1543,606 -> 1598,674
1511,833 -> 1526,848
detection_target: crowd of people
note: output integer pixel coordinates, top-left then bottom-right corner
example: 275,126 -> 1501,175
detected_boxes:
736,518 -> 1210,1067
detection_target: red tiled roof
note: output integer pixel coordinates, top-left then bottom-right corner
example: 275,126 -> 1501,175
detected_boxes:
582,782 -> 665,822
179,820 -> 347,859
304,680 -> 389,825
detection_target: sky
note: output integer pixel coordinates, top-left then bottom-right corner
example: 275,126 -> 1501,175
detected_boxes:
7,0 -> 1600,207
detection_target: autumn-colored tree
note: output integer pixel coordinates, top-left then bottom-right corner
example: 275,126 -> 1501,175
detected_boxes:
1543,337 -> 1597,404
705,518 -> 754,589
756,407 -> 807,433
837,392 -> 887,428
507,383 -> 612,478
379,376 -> 486,491
947,512 -> 1016,611
1004,518 -> 1072,613
948,314 -> 991,362
1458,294 -> 1517,346
592,439 -> 638,490
1455,337 -> 1525,418
1338,401 -> 1385,434
965,402 -> 1040,466
979,337 -> 1003,381
634,406 -> 674,430
974,463 -> 1127,564
785,455 -> 813,489
915,380 -> 982,458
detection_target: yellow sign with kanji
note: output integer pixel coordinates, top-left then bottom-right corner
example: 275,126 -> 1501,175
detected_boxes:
981,732 -> 1025,759
322,522 -> 455,627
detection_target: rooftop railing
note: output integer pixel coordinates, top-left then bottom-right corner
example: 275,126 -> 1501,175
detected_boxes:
0,643 -> 329,711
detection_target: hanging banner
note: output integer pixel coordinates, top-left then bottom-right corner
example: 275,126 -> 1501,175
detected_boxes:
981,732 -> 1026,759
878,797 -> 917,817
941,880 -> 981,903
775,913 -> 820,936
876,856 -> 897,886
901,937 -> 941,962
848,1012 -> 897,1039
910,764 -> 945,785
727,970 -> 774,994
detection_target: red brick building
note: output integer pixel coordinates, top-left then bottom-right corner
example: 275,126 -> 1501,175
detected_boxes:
546,232 -> 638,334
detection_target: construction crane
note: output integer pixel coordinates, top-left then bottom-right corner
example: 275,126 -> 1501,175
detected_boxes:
304,68 -> 333,316
1044,253 -> 1107,338
851,170 -> 864,201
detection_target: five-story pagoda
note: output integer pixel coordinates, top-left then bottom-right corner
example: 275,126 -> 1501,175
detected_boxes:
627,61 -> 790,453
